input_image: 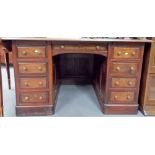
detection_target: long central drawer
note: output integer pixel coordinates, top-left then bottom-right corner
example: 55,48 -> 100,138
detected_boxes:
52,43 -> 108,56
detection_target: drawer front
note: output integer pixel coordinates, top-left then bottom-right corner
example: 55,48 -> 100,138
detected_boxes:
110,91 -> 135,103
112,47 -> 140,59
53,44 -> 107,51
110,62 -> 139,76
20,78 -> 47,89
17,47 -> 46,58
18,63 -> 47,74
20,92 -> 48,103
111,78 -> 137,88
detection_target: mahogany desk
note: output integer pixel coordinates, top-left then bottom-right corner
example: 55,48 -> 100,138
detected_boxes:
0,38 -> 152,116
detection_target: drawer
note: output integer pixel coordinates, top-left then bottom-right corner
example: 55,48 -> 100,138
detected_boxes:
18,63 -> 47,74
110,62 -> 139,76
109,91 -> 136,103
111,78 -> 137,88
53,44 -> 107,51
17,47 -> 46,58
20,92 -> 48,103
112,47 -> 141,59
20,78 -> 47,89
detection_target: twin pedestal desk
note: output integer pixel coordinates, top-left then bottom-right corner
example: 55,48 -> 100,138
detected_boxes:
0,38 -> 154,116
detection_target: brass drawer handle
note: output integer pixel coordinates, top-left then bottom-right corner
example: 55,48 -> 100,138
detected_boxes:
116,66 -> 120,71
61,45 -> 65,49
23,67 -> 27,71
117,51 -> 122,56
24,96 -> 29,101
115,81 -> 120,86
34,49 -> 41,54
128,81 -> 133,86
38,81 -> 43,85
130,66 -> 135,72
22,51 -> 27,55
131,51 -> 136,56
124,52 -> 129,56
24,82 -> 29,86
127,95 -> 131,100
96,45 -> 100,50
38,66 -> 43,71
39,96 -> 43,100
114,95 -> 118,100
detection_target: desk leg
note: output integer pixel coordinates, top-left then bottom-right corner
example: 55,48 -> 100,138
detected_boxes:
4,51 -> 11,89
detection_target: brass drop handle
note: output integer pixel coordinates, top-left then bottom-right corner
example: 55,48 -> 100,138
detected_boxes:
115,81 -> 120,86
34,50 -> 41,54
39,96 -> 43,100
116,66 -> 121,71
38,66 -> 43,71
38,81 -> 43,85
61,45 -> 65,49
96,45 -> 100,50
117,51 -> 122,56
22,51 -> 27,55
24,96 -> 29,101
23,66 -> 27,71
24,82 -> 29,86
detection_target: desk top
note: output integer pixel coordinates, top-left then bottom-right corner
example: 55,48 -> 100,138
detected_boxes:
0,37 -> 153,43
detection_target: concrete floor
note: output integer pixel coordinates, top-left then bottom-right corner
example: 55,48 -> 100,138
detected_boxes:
1,66 -> 143,117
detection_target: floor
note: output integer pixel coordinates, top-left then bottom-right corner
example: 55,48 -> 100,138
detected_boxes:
1,66 -> 143,117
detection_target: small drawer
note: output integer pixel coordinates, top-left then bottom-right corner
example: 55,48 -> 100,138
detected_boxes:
20,92 -> 48,103
110,91 -> 135,103
20,78 -> 47,89
111,78 -> 137,88
112,47 -> 141,59
110,62 -> 139,76
18,63 -> 47,74
17,47 -> 46,58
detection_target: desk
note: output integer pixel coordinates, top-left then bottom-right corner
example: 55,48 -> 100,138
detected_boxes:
1,38 -> 152,116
